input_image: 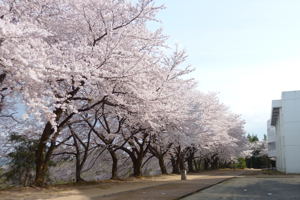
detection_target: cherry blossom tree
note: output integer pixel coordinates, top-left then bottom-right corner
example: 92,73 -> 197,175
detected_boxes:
0,0 -> 251,186
1,0 -> 168,185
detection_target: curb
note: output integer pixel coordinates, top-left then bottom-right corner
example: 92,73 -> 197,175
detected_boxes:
176,174 -> 242,200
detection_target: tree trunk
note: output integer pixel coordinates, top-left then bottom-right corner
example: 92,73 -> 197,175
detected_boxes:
204,159 -> 209,170
171,157 -> 180,174
179,156 -> 185,171
133,153 -> 145,177
75,154 -> 85,182
158,156 -> 167,174
75,166 -> 84,182
35,86 -> 83,186
187,156 -> 194,172
35,122 -> 53,186
109,150 -> 118,179
133,158 -> 143,177
119,146 -> 144,177
193,159 -> 201,172
212,157 -> 219,169
35,108 -> 64,186
35,161 -> 49,186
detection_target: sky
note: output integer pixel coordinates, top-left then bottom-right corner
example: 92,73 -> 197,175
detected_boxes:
151,0 -> 300,139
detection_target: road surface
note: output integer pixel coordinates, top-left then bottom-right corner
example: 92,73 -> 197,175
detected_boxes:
182,176 -> 300,200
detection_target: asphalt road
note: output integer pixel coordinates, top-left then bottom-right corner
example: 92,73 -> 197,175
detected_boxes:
181,176 -> 300,200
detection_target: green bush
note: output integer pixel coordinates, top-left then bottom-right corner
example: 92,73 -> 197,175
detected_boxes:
246,155 -> 270,169
4,133 -> 37,186
236,158 -> 246,169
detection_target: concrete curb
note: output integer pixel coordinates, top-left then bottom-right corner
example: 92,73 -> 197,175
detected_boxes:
175,176 -> 236,200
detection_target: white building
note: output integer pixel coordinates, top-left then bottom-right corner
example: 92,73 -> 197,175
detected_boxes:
267,120 -> 276,158
268,90 -> 300,173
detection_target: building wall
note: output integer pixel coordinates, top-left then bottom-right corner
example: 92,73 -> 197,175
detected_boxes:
267,120 -> 276,157
271,91 -> 300,173
275,108 -> 285,172
281,91 -> 300,173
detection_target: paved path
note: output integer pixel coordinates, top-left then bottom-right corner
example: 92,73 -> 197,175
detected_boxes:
91,170 -> 243,200
181,176 -> 300,200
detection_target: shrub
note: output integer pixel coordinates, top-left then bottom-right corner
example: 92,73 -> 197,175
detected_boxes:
236,158 -> 246,169
4,133 -> 37,186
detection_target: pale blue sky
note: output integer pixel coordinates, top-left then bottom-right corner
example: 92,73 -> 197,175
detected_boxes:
152,0 -> 300,138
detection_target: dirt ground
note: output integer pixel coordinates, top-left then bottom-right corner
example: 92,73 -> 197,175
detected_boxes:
0,169 -> 252,200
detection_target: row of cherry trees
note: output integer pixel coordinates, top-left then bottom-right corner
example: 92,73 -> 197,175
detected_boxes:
0,0 -> 248,186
